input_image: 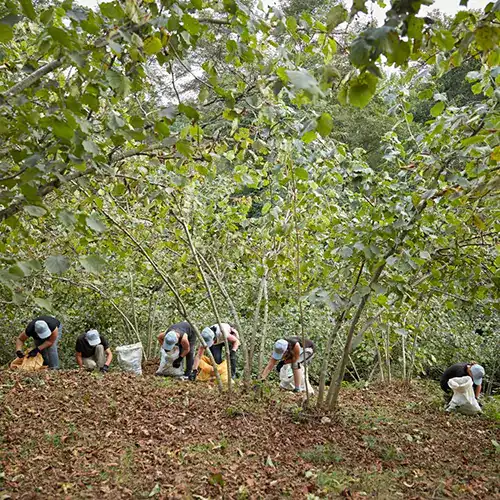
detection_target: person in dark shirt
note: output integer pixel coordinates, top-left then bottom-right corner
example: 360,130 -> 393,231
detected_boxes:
157,321 -> 196,377
15,315 -> 62,369
75,330 -> 113,373
261,336 -> 315,392
440,362 -> 485,398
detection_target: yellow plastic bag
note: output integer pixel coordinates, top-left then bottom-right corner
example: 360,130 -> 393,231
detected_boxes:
10,353 -> 47,372
197,355 -> 228,384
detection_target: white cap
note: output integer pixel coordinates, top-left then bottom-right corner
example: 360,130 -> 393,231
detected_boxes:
85,329 -> 101,346
35,320 -> 52,339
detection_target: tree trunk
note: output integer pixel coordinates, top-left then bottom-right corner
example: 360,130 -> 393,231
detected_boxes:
257,274 -> 269,374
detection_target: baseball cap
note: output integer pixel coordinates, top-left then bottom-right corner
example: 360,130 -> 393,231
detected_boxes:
470,364 -> 485,386
85,329 -> 101,346
201,327 -> 215,348
272,339 -> 288,360
162,331 -> 178,351
34,320 -> 52,339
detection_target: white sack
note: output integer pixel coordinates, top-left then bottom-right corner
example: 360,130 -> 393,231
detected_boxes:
446,376 -> 482,415
156,346 -> 184,377
116,342 -> 143,375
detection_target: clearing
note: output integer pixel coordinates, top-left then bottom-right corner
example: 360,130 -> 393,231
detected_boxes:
0,368 -> 498,499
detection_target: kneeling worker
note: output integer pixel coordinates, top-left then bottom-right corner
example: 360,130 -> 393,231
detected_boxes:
157,321 -> 196,378
441,362 -> 485,398
261,336 -> 315,392
191,323 -> 240,380
76,329 -> 113,373
16,315 -> 62,369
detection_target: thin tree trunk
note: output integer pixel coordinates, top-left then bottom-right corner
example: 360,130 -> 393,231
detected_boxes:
130,273 -> 139,336
257,274 -> 269,374
349,355 -> 361,382
372,330 -> 385,382
248,271 -> 266,374
385,324 -> 392,384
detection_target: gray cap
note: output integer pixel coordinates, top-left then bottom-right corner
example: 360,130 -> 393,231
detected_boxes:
85,329 -> 101,347
470,364 -> 485,386
201,327 -> 214,348
162,331 -> 178,351
34,320 -> 52,339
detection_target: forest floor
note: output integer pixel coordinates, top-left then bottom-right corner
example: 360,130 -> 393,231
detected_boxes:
0,364 -> 499,500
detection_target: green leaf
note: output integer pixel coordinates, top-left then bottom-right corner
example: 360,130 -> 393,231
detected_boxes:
176,140 -> 192,157
86,215 -> 107,232
178,103 -> 200,122
34,297 -> 52,311
99,1 -> 125,19
350,38 -> 371,67
58,210 -> 76,227
143,36 -> 163,55
45,255 -> 70,274
301,130 -> 317,143
52,120 -> 74,140
83,140 -> 100,155
20,0 -> 37,20
105,70 -> 130,96
182,14 -> 202,36
430,101 -> 445,117
24,205 -> 47,217
80,255 -> 106,274
286,16 -> 297,32
286,70 -> 323,96
316,113 -> 333,137
0,23 -> 14,43
327,5 -> 347,30
262,202 -> 271,215
295,167 -> 309,180
348,72 -> 378,108
48,27 -> 72,48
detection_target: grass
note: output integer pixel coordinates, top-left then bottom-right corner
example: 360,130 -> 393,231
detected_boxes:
300,444 -> 343,464
481,395 -> 500,422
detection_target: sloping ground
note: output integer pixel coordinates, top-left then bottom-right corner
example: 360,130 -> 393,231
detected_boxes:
0,369 -> 498,499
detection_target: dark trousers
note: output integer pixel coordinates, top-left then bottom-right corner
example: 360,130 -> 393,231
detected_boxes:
183,340 -> 195,377
210,343 -> 237,378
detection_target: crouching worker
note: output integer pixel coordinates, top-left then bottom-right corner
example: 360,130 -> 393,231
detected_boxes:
157,321 -> 196,378
190,323 -> 240,381
15,316 -> 62,370
441,362 -> 485,400
76,330 -> 112,373
261,336 -> 315,393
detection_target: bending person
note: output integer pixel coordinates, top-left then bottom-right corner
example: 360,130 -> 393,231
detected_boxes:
191,323 -> 240,381
261,336 -> 315,392
441,362 -> 485,399
157,321 -> 196,378
15,315 -> 62,370
76,329 -> 112,373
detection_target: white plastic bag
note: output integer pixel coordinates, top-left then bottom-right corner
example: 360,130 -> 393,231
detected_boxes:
156,346 -> 184,377
116,343 -> 143,375
446,376 -> 482,415
279,364 -> 314,394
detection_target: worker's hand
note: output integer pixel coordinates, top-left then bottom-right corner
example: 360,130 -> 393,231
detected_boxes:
276,361 -> 284,373
16,350 -> 25,359
28,347 -> 40,358
172,357 -> 182,368
100,365 -> 109,373
188,369 -> 198,381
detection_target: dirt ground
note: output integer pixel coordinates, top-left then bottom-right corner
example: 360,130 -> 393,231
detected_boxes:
0,366 -> 498,499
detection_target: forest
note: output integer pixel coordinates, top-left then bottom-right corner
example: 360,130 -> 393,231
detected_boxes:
0,0 -> 499,497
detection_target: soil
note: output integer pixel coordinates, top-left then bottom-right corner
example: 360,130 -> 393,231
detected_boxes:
0,366 -> 498,499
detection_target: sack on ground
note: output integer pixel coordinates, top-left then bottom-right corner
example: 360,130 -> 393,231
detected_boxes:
279,364 -> 314,395
156,346 -> 184,377
10,353 -> 47,372
116,343 -> 143,375
197,355 -> 228,384
446,376 -> 482,415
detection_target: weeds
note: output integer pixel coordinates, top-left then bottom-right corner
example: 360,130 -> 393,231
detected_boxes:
300,444 -> 343,464
481,395 -> 500,422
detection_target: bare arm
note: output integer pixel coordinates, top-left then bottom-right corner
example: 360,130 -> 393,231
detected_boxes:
227,333 -> 240,351
180,334 -> 190,356
261,358 -> 277,379
475,384 -> 482,398
75,351 -> 84,368
37,329 -> 58,351
16,332 -> 28,351
105,348 -> 113,367
157,332 -> 166,346
192,346 -> 205,371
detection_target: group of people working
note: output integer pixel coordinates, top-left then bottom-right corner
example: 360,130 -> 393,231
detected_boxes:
14,316 -> 316,392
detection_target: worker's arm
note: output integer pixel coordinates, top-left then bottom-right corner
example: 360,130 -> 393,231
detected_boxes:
291,344 -> 302,391
104,348 -> 113,367
192,346 -> 205,371
157,332 -> 166,346
16,332 -> 28,352
37,328 -> 58,351
75,351 -> 84,368
180,333 -> 190,356
261,358 -> 277,379
227,333 -> 240,351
